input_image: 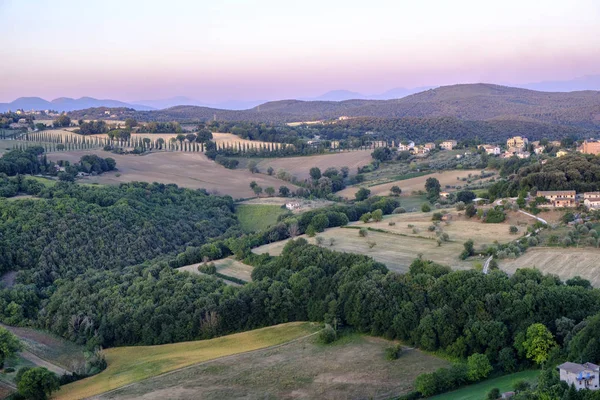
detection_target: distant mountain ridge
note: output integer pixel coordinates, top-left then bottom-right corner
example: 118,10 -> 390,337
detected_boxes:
96,84 -> 600,128
0,97 -> 154,112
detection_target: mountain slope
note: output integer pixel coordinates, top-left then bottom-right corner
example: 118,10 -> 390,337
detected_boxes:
0,97 -> 154,112
67,84 -> 600,127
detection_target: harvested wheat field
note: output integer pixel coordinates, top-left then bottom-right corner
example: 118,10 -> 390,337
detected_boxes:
178,257 -> 254,283
337,170 -> 481,199
237,197 -> 334,213
97,334 -> 448,400
257,150 -> 373,180
500,247 -> 600,287
362,210 -> 534,246
46,150 -> 297,199
253,227 -> 473,273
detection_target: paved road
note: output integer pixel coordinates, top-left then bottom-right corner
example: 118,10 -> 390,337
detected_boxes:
518,209 -> 547,224
482,255 -> 493,274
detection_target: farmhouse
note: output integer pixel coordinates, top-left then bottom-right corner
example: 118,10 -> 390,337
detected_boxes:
584,192 -> 600,199
580,140 -> 600,155
506,136 -> 528,149
584,197 -> 600,209
424,142 -> 436,150
397,141 -> 415,151
558,362 -> 599,391
440,140 -> 457,150
285,202 -> 300,211
515,151 -> 530,159
480,144 -> 501,155
537,190 -> 576,208
534,145 -> 545,155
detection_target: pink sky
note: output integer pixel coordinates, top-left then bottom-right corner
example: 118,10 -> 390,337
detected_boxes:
1,0 -> 599,102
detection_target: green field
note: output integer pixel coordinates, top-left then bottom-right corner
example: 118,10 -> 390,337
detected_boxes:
431,370 -> 540,400
55,322 -> 320,400
235,204 -> 287,232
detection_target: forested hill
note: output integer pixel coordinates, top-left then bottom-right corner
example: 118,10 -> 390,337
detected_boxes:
69,84 -> 600,127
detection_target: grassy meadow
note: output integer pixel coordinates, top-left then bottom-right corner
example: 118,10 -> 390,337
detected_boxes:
97,333 -> 449,400
235,204 -> 287,232
430,370 -> 539,400
55,322 -> 320,400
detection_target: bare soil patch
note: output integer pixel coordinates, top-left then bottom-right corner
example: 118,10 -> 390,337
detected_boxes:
46,150 -> 297,199
96,334 -> 448,400
500,247 -> 600,287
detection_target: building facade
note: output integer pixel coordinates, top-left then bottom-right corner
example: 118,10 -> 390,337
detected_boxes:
581,141 -> 600,155
558,362 -> 599,391
537,190 -> 576,208
440,140 -> 457,150
506,136 -> 529,149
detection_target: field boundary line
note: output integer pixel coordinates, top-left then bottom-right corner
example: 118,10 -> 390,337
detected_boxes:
85,327 -> 322,400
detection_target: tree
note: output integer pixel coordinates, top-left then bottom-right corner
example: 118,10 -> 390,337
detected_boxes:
390,185 -> 402,196
425,177 -> 441,201
355,187 -> 370,201
249,181 -> 258,190
522,323 -> 556,365
16,367 -> 60,400
421,203 -> 431,213
309,167 -> 322,181
372,209 -> 383,222
487,388 -> 500,400
467,353 -> 492,381
456,190 -> 476,203
465,203 -> 477,218
360,212 -> 372,223
52,115 -> 71,127
248,161 -> 259,173
185,133 -> 197,143
371,147 -> 393,162
279,186 -> 290,197
176,134 -> 186,144
310,214 -> 329,232
157,138 -> 165,149
267,166 -> 274,176
265,186 -> 275,197
460,239 -> 474,259
252,185 -> 263,196
124,118 -> 138,129
196,129 -> 213,143
0,327 -> 22,368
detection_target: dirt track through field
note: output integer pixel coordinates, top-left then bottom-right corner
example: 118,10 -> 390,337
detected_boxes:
47,150 -> 297,199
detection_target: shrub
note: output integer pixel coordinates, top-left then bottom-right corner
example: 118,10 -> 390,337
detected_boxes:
393,207 -> 406,214
428,225 -> 436,232
4,367 -> 15,373
367,241 -> 377,249
360,212 -> 372,223
329,238 -> 335,246
487,388 -> 500,400
372,209 -> 383,222
455,201 -> 465,211
198,263 -> 216,274
311,214 -> 329,232
465,203 -> 477,218
421,203 -> 431,212
306,225 -> 316,237
484,208 -> 506,223
315,236 -> 325,246
509,226 -> 518,234
432,212 -> 443,221
385,344 -> 404,360
388,221 -> 396,226
318,325 -> 337,344
359,228 -> 368,237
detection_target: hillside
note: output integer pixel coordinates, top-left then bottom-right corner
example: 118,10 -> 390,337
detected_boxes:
0,97 -> 154,112
68,84 -> 600,127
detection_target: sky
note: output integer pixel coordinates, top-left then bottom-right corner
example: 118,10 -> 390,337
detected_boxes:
1,0 -> 600,103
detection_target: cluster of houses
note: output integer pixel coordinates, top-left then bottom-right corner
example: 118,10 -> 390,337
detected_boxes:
536,190 -> 600,210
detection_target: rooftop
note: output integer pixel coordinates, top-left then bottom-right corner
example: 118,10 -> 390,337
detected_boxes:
558,362 -> 600,374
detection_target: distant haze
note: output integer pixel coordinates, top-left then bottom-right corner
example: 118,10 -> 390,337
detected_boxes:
1,0 -> 599,103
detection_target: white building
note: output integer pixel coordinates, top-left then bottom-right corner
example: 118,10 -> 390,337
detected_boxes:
480,145 -> 501,155
584,197 -> 600,209
558,362 -> 599,391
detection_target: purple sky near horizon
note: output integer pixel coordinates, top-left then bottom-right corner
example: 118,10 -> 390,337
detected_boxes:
1,0 -> 600,103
